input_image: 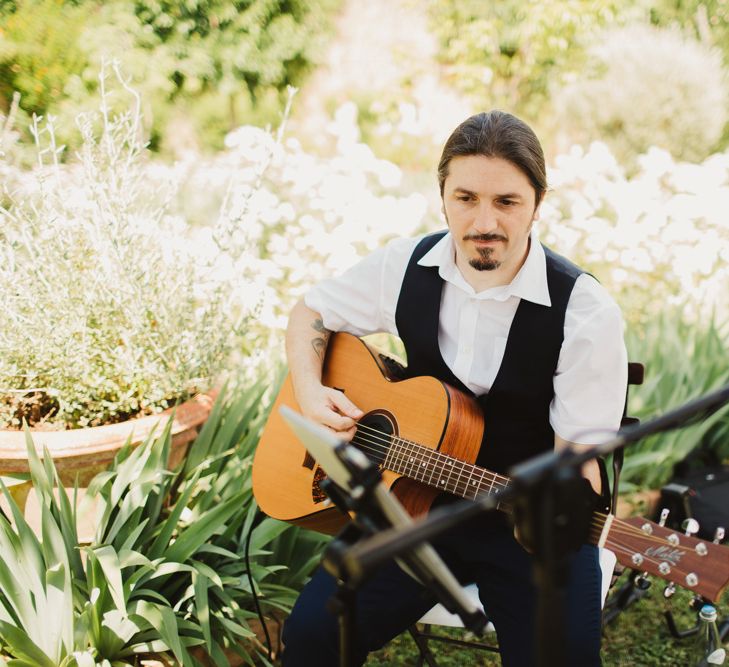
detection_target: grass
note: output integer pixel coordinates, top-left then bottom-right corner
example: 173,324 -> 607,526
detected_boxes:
367,579 -> 728,666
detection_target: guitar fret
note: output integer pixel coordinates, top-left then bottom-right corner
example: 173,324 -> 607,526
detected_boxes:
384,437 -> 513,505
452,457 -> 465,497
464,463 -> 477,499
382,437 -> 396,471
407,439 -> 420,480
425,447 -> 439,486
441,452 -> 454,492
392,436 -> 405,474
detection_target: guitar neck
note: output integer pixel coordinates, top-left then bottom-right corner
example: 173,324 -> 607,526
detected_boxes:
379,436 -> 729,602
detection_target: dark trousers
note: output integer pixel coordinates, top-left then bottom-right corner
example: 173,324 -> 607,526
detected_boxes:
281,517 -> 603,667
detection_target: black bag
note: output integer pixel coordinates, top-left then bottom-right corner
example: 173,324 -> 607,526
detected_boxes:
657,458 -> 729,542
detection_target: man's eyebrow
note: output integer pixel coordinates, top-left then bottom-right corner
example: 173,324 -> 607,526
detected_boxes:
451,187 -> 524,200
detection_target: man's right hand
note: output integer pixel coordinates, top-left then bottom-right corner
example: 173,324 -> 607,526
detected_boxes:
296,382 -> 364,441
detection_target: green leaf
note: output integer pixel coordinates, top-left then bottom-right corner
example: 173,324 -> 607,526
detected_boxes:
192,571 -> 212,657
88,546 -> 126,612
165,494 -> 243,563
131,601 -> 192,667
0,621 -> 56,667
147,467 -> 202,561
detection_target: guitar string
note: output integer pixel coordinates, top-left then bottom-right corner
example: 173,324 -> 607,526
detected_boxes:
351,428 -> 711,555
332,432 -> 716,587
351,422 -> 511,491
346,425 -> 712,557
351,429 -> 505,498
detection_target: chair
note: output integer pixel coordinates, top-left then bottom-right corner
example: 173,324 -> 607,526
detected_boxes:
408,362 -> 645,666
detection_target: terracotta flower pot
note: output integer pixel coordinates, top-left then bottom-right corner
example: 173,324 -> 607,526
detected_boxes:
0,391 -> 218,488
0,392 -> 218,539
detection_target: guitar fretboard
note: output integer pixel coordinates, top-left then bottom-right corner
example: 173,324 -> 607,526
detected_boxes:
381,435 -> 511,505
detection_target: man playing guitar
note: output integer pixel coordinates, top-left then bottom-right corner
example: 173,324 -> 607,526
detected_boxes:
280,110 -> 627,666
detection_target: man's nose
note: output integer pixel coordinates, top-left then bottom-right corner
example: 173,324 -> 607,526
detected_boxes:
473,204 -> 498,233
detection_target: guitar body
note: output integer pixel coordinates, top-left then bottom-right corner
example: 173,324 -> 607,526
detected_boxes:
252,334 -> 729,601
252,333 -> 485,533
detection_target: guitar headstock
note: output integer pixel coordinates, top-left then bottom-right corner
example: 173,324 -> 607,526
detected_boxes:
607,516 -> 729,602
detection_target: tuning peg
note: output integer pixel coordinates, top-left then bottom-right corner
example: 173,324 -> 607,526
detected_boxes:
634,572 -> 651,590
659,508 -> 670,527
663,582 -> 676,599
713,527 -> 725,544
682,518 -> 700,537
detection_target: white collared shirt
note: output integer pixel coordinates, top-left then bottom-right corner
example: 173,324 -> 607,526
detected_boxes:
305,231 -> 628,445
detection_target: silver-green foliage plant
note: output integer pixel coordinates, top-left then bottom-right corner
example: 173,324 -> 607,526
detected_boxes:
555,24 -> 728,163
0,63 -> 254,429
0,382 -> 327,665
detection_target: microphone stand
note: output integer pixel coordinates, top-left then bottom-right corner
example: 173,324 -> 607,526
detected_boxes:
341,382 -> 729,667
318,442 -> 488,667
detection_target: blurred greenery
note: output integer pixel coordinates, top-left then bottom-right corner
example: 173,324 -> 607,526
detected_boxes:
425,0 -> 729,160
0,0 -> 341,154
623,308 -> 729,489
426,0 -> 640,130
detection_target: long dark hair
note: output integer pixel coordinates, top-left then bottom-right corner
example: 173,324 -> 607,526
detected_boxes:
437,111 -> 547,206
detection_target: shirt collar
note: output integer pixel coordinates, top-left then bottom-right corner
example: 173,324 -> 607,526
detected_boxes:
417,230 -> 552,306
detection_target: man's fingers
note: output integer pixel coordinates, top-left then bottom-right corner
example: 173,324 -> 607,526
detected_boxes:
327,389 -> 364,420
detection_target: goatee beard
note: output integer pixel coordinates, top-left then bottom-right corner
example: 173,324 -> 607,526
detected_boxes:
469,248 -> 501,271
464,234 -> 504,271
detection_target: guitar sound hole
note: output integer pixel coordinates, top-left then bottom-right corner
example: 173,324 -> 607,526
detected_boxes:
355,410 -> 397,466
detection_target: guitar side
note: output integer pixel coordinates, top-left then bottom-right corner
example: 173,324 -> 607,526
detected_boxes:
252,333 -> 485,533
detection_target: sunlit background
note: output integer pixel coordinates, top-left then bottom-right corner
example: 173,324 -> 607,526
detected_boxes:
1,0 -> 728,484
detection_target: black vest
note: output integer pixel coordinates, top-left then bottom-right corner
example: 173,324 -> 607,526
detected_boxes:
394,231 -> 583,475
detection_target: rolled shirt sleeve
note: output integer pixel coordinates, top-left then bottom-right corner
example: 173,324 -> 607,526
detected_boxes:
550,274 -> 628,445
303,236 -> 418,338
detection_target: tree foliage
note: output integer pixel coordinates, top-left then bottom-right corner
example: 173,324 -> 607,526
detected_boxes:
0,0 -> 89,116
426,0 -> 639,126
0,0 -> 340,151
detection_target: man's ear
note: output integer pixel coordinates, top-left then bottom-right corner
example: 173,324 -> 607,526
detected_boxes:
532,196 -> 543,222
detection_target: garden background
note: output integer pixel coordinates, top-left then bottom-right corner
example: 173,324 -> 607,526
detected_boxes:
0,0 -> 728,665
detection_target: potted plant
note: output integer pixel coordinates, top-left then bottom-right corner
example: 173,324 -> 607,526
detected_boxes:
0,63 -> 257,499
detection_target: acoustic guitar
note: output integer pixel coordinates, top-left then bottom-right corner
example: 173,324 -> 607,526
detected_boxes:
252,333 -> 729,602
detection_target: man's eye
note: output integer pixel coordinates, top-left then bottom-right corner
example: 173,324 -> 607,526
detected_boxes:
499,199 -> 517,207
456,195 -> 473,202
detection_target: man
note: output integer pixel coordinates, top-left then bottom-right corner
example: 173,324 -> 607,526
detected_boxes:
281,110 -> 627,666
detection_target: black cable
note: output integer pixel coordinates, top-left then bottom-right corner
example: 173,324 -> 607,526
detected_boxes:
244,509 -> 274,663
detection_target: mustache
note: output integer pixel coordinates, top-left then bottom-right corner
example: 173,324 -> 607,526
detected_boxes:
463,233 -> 506,242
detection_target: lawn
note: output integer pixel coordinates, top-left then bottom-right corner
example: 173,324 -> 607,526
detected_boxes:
367,580 -> 728,665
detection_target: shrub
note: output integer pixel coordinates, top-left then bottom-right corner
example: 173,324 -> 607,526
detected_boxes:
554,24 -> 729,163
426,0 -> 639,130
0,64 -> 259,429
0,0 -> 89,118
622,309 -> 729,489
0,0 -> 341,153
541,141 -> 729,327
0,382 -> 328,665
157,102 -> 430,341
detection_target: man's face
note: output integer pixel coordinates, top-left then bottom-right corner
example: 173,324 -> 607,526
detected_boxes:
442,155 -> 541,285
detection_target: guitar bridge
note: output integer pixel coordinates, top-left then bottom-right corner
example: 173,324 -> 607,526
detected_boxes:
312,466 -> 328,503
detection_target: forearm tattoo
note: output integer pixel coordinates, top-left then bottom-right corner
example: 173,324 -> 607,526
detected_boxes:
310,318 -> 331,361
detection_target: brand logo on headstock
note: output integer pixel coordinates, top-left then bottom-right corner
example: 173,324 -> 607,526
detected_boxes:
644,545 -> 683,566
